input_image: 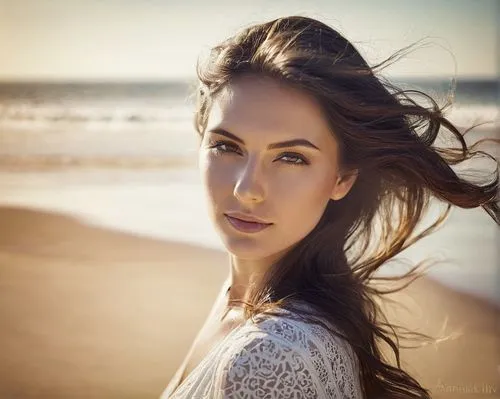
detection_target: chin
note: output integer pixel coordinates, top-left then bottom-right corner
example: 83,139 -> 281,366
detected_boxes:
222,237 -> 273,259
221,234 -> 298,262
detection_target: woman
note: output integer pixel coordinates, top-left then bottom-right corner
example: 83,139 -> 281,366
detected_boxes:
161,15 -> 498,399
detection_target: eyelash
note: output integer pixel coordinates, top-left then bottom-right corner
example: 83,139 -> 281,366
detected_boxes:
206,140 -> 310,166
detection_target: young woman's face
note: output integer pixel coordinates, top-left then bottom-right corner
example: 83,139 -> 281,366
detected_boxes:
198,75 -> 353,260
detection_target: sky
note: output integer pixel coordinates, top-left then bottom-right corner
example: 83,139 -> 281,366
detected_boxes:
0,0 -> 497,81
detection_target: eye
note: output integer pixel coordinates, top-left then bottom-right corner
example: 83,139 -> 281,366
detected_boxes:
207,140 -> 240,154
277,153 -> 309,166
206,139 -> 309,166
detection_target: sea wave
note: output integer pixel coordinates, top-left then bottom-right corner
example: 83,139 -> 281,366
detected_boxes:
0,103 -> 193,123
0,154 -> 197,171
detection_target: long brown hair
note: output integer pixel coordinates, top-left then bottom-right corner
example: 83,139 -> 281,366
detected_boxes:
191,15 -> 499,399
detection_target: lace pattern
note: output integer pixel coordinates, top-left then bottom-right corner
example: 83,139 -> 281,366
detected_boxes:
165,305 -> 363,398
215,331 -> 324,397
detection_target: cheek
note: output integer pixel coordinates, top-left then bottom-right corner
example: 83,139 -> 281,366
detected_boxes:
199,154 -> 231,203
275,169 -> 334,203
272,172 -> 334,238
279,179 -> 330,224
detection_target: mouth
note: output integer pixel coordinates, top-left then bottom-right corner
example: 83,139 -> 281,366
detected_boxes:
224,214 -> 273,234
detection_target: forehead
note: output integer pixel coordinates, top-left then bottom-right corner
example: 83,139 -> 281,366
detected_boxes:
207,76 -> 333,143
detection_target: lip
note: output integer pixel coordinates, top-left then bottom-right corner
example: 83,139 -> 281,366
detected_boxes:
224,214 -> 273,234
224,212 -> 271,224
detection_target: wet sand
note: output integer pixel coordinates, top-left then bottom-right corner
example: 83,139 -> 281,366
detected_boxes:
0,206 -> 498,398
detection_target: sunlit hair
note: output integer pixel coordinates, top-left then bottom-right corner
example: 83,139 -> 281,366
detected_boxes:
191,15 -> 499,398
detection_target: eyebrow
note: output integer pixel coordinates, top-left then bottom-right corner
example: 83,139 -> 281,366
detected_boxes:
207,128 -> 321,151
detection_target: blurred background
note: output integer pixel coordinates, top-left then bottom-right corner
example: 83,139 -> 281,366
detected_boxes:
0,0 -> 498,397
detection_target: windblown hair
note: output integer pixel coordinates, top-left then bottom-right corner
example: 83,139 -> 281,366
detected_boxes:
191,15 -> 499,399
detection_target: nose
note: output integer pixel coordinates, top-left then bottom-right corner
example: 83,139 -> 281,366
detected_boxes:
233,156 -> 266,204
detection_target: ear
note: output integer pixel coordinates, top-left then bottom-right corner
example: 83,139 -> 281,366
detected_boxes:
330,169 -> 359,201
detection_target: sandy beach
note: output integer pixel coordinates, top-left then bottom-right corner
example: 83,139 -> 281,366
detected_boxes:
0,204 -> 498,398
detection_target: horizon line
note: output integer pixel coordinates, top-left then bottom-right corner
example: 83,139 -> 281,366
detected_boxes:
0,74 -> 497,85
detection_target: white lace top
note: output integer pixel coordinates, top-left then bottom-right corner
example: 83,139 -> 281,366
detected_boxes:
160,303 -> 364,398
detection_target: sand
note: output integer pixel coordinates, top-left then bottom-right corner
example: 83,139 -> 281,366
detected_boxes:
0,205 -> 498,398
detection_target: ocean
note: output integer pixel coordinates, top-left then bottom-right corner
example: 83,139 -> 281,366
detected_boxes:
0,78 -> 497,161
0,78 -> 498,306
